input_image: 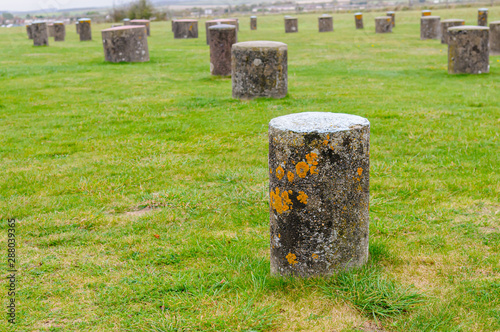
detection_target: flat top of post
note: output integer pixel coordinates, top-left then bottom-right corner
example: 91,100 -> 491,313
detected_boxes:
78,18 -> 91,22
421,16 -> 440,19
478,8 -> 488,11
208,24 -> 236,30
422,10 -> 431,12
375,16 -> 391,19
490,20 -> 500,24
448,25 -> 489,31
174,19 -> 198,22
33,21 -> 46,24
123,18 -> 130,21
54,21 -> 64,24
130,19 -> 150,22
319,15 -> 332,18
284,17 -> 297,20
101,26 -> 147,32
441,19 -> 465,22
387,11 -> 395,14
232,41 -> 287,49
269,112 -> 370,134
251,16 -> 257,18
354,12 -> 362,15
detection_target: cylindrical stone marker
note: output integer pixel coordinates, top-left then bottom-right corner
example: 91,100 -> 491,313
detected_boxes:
440,19 -> 465,44
231,41 -> 287,99
490,21 -> 500,55
123,18 -> 130,25
209,24 -> 237,76
130,19 -> 150,36
448,26 -> 489,74
375,16 -> 392,33
269,112 -> 370,277
318,15 -> 333,32
78,18 -> 92,41
285,17 -> 298,33
173,19 -> 198,39
355,13 -> 363,29
206,19 -> 238,45
386,11 -> 395,27
48,24 -> 55,37
53,21 -> 65,41
422,10 -> 431,17
101,26 -> 149,63
251,16 -> 257,30
478,8 -> 488,27
421,16 -> 440,40
32,22 -> 49,46
26,24 -> 33,39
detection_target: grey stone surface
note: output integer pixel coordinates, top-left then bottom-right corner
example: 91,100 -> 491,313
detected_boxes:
355,13 -> 363,29
32,22 -> 48,46
375,16 -> 392,33
123,18 -> 130,25
53,22 -> 65,41
209,24 -> 237,76
386,11 -> 395,27
448,26 -> 489,74
318,15 -> 333,32
173,19 -> 198,39
130,19 -> 150,36
48,24 -> 55,37
112,24 -> 122,28
251,16 -> 257,30
422,10 -> 431,16
421,16 -> 440,40
490,21 -> 500,55
205,19 -> 238,45
269,112 -> 370,277
285,17 -> 298,33
440,19 -> 464,44
26,24 -> 33,39
478,8 -> 488,27
78,18 -> 92,41
232,41 -> 288,99
101,26 -> 149,63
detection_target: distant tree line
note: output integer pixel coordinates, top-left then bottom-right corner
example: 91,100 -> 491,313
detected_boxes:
111,0 -> 162,22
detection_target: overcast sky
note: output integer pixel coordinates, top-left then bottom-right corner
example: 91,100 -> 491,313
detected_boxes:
0,0 -> 129,12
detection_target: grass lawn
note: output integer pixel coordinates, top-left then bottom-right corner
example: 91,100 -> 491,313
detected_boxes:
0,6 -> 499,331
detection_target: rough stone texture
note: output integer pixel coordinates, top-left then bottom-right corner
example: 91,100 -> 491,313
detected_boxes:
76,22 -> 79,34
422,10 -> 431,16
209,24 -> 237,76
205,19 -> 238,45
123,18 -> 130,25
269,112 -> 370,277
421,16 -> 440,40
375,17 -> 392,33
386,11 -> 395,27
285,17 -> 298,33
318,15 -> 333,32
101,26 -> 149,63
490,21 -> 500,55
32,22 -> 49,46
354,13 -> 363,29
173,19 -> 198,39
130,19 -> 150,36
53,22 -> 65,41
48,24 -> 55,37
26,24 -> 33,39
251,16 -> 257,30
478,8 -> 488,27
232,41 -> 288,99
78,19 -> 92,41
112,24 -> 122,28
448,26 -> 489,74
440,19 -> 465,44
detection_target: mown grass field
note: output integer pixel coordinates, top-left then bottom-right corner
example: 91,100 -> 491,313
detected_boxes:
0,6 -> 499,331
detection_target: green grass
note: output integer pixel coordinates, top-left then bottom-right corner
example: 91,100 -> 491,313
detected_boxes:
0,6 -> 499,331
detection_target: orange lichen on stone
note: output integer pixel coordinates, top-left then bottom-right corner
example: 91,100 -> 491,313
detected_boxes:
312,253 -> 319,260
306,152 -> 318,165
276,166 -> 285,180
297,191 -> 308,204
287,171 -> 294,182
357,167 -> 363,176
296,162 -> 309,178
286,252 -> 297,265
270,188 -> 293,214
310,166 -> 318,175
323,140 -> 328,145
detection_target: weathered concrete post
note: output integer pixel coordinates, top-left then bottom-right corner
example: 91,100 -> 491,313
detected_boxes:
78,18 -> 92,41
101,26 -> 149,63
205,19 -> 238,45
490,21 -> 500,55
228,18 -> 240,31
440,19 -> 464,44
26,24 -> 33,39
386,11 -> 395,27
123,18 -> 130,25
32,22 -> 49,46
478,8 -> 488,27
354,13 -> 363,29
232,41 -> 287,99
130,19 -> 150,36
53,21 -> 65,41
421,16 -> 440,40
76,22 -> 79,34
448,26 -> 489,74
375,16 -> 392,33
48,24 -> 55,37
285,17 -> 298,33
422,10 -> 431,17
269,112 -> 370,277
173,19 -> 198,39
209,24 -> 237,76
251,16 -> 257,30
318,14 -> 333,32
